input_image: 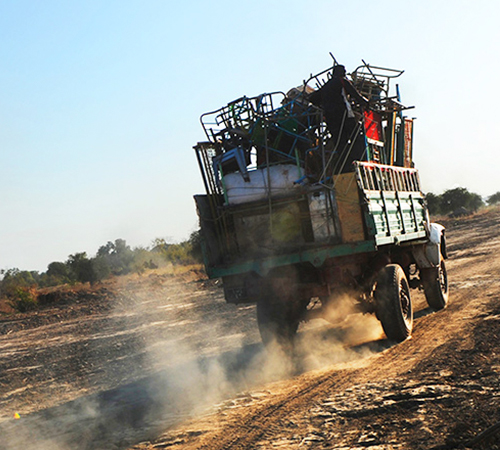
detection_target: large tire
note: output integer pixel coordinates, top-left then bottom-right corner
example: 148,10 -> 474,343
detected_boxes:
421,258 -> 449,311
375,264 -> 413,342
257,297 -> 299,353
256,277 -> 305,353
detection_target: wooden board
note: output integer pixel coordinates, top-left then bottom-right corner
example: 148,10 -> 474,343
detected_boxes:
333,173 -> 366,243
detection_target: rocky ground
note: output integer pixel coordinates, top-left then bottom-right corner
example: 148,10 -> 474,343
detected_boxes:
1,208 -> 500,449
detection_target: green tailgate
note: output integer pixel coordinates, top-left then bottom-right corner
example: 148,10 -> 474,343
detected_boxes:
355,162 -> 429,246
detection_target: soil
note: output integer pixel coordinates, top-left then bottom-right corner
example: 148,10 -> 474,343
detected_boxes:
1,207 -> 500,450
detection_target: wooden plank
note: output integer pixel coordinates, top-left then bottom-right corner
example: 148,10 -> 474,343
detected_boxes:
333,173 -> 366,243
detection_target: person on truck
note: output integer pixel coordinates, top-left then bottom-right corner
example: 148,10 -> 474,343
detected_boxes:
308,64 -> 370,172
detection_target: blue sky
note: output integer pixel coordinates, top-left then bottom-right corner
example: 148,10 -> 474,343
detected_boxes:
1,0 -> 499,271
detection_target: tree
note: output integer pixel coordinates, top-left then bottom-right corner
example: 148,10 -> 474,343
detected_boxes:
43,261 -> 75,286
440,187 -> 484,214
97,239 -> 134,275
151,238 -> 170,255
425,192 -> 442,215
67,253 -> 99,284
96,241 -> 115,258
487,191 -> 500,205
151,237 -> 197,265
468,192 -> 484,212
47,261 -> 69,277
92,255 -> 111,281
188,230 -> 204,263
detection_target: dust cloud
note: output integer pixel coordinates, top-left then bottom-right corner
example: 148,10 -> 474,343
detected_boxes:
295,294 -> 386,372
0,274 -> 387,450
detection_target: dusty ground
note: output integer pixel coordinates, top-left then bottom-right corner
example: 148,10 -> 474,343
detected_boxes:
1,207 -> 500,449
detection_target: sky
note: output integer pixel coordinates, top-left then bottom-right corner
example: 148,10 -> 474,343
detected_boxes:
1,0 -> 499,272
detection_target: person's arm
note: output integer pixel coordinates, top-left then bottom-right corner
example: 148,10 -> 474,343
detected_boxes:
342,78 -> 369,108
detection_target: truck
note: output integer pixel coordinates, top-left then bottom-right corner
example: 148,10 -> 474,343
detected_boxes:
193,55 -> 449,351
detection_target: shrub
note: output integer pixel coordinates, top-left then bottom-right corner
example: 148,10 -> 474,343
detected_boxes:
8,288 -> 38,313
0,268 -> 38,299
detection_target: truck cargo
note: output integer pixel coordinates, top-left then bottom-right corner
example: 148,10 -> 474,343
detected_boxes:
193,55 -> 449,351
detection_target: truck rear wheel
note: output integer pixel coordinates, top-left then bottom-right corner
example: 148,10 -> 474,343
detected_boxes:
257,297 -> 299,353
256,277 -> 306,353
375,264 -> 413,342
421,258 -> 449,310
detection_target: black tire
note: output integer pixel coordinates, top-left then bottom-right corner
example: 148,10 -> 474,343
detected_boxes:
375,264 -> 413,342
256,278 -> 305,353
421,258 -> 449,311
257,297 -> 299,352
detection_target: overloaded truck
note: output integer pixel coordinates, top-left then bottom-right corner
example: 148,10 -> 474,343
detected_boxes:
193,55 -> 449,350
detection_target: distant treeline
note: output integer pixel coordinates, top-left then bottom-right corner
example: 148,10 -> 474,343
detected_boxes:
0,232 -> 202,312
425,187 -> 500,216
3,188 -> 500,313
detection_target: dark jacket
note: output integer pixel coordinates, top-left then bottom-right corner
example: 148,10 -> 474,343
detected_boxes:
309,75 -> 368,117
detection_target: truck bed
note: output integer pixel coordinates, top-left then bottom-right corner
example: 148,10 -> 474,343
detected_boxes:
196,162 -> 428,279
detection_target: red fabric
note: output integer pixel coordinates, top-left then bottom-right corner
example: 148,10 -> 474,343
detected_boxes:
364,110 -> 383,142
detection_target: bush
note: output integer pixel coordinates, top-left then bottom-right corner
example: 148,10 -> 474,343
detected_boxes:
0,268 -> 39,299
152,237 -> 197,265
130,247 -> 161,275
8,288 -> 38,313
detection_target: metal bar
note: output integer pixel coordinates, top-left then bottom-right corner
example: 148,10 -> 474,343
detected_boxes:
375,230 -> 427,247
194,145 -> 211,196
206,239 -> 377,278
380,189 -> 392,237
409,193 -> 420,232
395,190 -> 407,234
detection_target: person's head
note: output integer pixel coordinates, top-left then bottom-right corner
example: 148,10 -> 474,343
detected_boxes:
333,64 -> 346,77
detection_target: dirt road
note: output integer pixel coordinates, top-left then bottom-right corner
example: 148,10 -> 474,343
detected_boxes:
1,208 -> 500,449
